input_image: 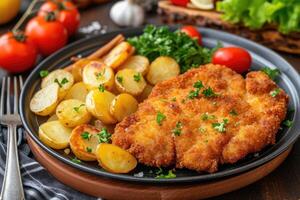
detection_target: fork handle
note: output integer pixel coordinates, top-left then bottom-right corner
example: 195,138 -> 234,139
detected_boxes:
0,124 -> 25,200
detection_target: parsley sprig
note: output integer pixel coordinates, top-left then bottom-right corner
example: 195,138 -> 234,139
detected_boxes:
39,70 -> 49,78
270,88 -> 280,97
261,67 -> 280,80
54,77 -> 69,88
133,73 -> 141,82
156,112 -> 166,126
97,128 -> 112,143
155,168 -> 176,179
172,121 -> 183,136
81,131 -> 92,140
73,104 -> 85,113
212,119 -> 229,133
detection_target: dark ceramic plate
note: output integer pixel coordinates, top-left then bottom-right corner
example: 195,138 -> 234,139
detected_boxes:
20,27 -> 300,183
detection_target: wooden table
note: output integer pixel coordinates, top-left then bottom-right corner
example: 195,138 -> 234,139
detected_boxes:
1,1 -> 300,199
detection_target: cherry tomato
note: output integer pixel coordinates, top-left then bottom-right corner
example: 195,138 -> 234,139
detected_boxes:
38,1 -> 80,36
212,47 -> 252,74
180,25 -> 202,45
25,12 -> 68,56
0,31 -> 38,73
171,0 -> 190,7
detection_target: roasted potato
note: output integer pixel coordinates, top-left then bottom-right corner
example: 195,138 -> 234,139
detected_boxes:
39,120 -> 72,149
69,124 -> 101,161
71,58 -> 102,82
115,69 -> 146,96
56,99 -> 91,128
146,56 -> 180,85
47,114 -> 58,122
85,89 -> 117,124
41,69 -> 74,100
64,82 -> 89,102
30,83 -> 59,116
138,84 -> 153,102
119,55 -> 149,75
96,143 -> 137,173
110,93 -> 138,122
82,61 -> 114,90
103,42 -> 133,69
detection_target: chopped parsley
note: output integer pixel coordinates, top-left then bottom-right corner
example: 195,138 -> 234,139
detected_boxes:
201,113 -> 216,121
282,119 -> 293,127
202,87 -> 217,97
212,119 -> 229,133
54,77 -> 69,88
188,80 -> 204,99
133,73 -> 141,82
98,84 -> 105,92
73,104 -> 85,113
155,169 -> 176,179
261,67 -> 280,80
116,76 -> 123,84
86,147 -> 92,153
71,157 -> 81,164
97,128 -> 112,143
81,132 -> 92,140
270,88 -> 280,97
156,111 -> 166,126
193,80 -> 204,89
171,97 -> 176,102
229,109 -> 238,116
39,70 -> 49,78
172,121 -> 183,136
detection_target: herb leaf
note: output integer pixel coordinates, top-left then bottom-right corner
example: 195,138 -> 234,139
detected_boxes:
201,113 -> 216,121
156,111 -> 166,126
54,78 -> 69,88
81,132 -> 92,140
97,128 -> 112,143
202,87 -> 217,97
212,119 -> 229,133
172,121 -> 182,136
73,104 -> 85,113
98,84 -> 105,92
261,67 -> 281,80
270,88 -> 280,97
133,73 -> 141,82
117,76 -> 123,84
86,147 -> 92,153
229,109 -> 238,116
71,157 -> 81,164
283,119 -> 293,127
39,70 -> 49,78
155,169 -> 176,179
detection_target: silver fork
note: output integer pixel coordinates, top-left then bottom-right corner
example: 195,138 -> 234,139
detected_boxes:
0,76 -> 25,200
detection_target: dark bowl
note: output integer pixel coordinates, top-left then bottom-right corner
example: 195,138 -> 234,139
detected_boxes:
20,27 -> 300,184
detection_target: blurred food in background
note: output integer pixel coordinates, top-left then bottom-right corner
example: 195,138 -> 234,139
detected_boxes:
0,0 -> 21,25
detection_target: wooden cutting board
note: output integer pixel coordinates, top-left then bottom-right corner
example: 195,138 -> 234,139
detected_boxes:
158,1 -> 300,55
27,135 -> 292,200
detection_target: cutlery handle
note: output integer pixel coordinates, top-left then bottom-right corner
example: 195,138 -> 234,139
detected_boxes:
0,125 -> 25,200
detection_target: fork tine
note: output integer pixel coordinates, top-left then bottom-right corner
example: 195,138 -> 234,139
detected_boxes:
14,76 -> 18,114
0,77 -> 5,116
19,75 -> 23,89
6,77 -> 11,114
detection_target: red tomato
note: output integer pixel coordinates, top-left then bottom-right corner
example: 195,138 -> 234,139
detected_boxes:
38,1 -> 80,36
25,13 -> 68,56
0,32 -> 38,73
180,25 -> 202,45
171,0 -> 190,6
212,47 -> 252,74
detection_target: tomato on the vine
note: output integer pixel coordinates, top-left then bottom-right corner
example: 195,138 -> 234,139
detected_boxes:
25,12 -> 68,56
180,25 -> 202,45
38,1 -> 80,36
171,0 -> 190,7
0,31 -> 38,73
212,47 -> 252,74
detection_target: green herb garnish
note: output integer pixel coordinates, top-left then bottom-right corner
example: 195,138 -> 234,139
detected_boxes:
212,119 -> 229,133
98,84 -> 105,92
73,104 -> 85,113
71,157 -> 81,164
86,147 -> 92,153
117,76 -> 123,84
270,88 -> 280,97
54,77 -> 68,88
172,121 -> 182,136
261,67 -> 281,80
81,132 -> 92,140
133,73 -> 141,82
202,87 -> 217,97
201,113 -> 216,121
39,70 -> 49,78
188,80 -> 204,99
156,111 -> 166,126
283,119 -> 293,127
97,128 -> 112,143
155,169 -> 176,179
229,109 -> 238,116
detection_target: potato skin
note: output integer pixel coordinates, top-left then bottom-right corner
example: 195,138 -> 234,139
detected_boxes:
70,124 -> 101,161
30,83 -> 59,116
39,120 -> 72,149
71,58 -> 102,82
96,143 -> 137,173
64,82 -> 89,102
56,99 -> 92,128
110,93 -> 138,122
119,55 -> 150,75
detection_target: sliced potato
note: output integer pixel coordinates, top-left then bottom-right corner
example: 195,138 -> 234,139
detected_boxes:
56,99 -> 91,128
103,41 -> 133,69
64,82 -> 89,102
69,124 -> 101,161
39,120 -> 72,149
119,55 -> 149,75
71,58 -> 102,82
96,143 -> 137,173
47,114 -> 58,122
85,89 -> 117,124
41,69 -> 74,100
30,83 -> 59,116
115,69 -> 146,96
110,93 -> 138,122
138,84 -> 153,102
82,61 -> 114,90
146,56 -> 180,85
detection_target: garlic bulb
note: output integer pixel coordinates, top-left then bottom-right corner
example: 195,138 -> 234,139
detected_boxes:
110,0 -> 145,27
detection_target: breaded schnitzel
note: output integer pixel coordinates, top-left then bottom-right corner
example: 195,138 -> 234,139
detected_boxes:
112,64 -> 289,173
